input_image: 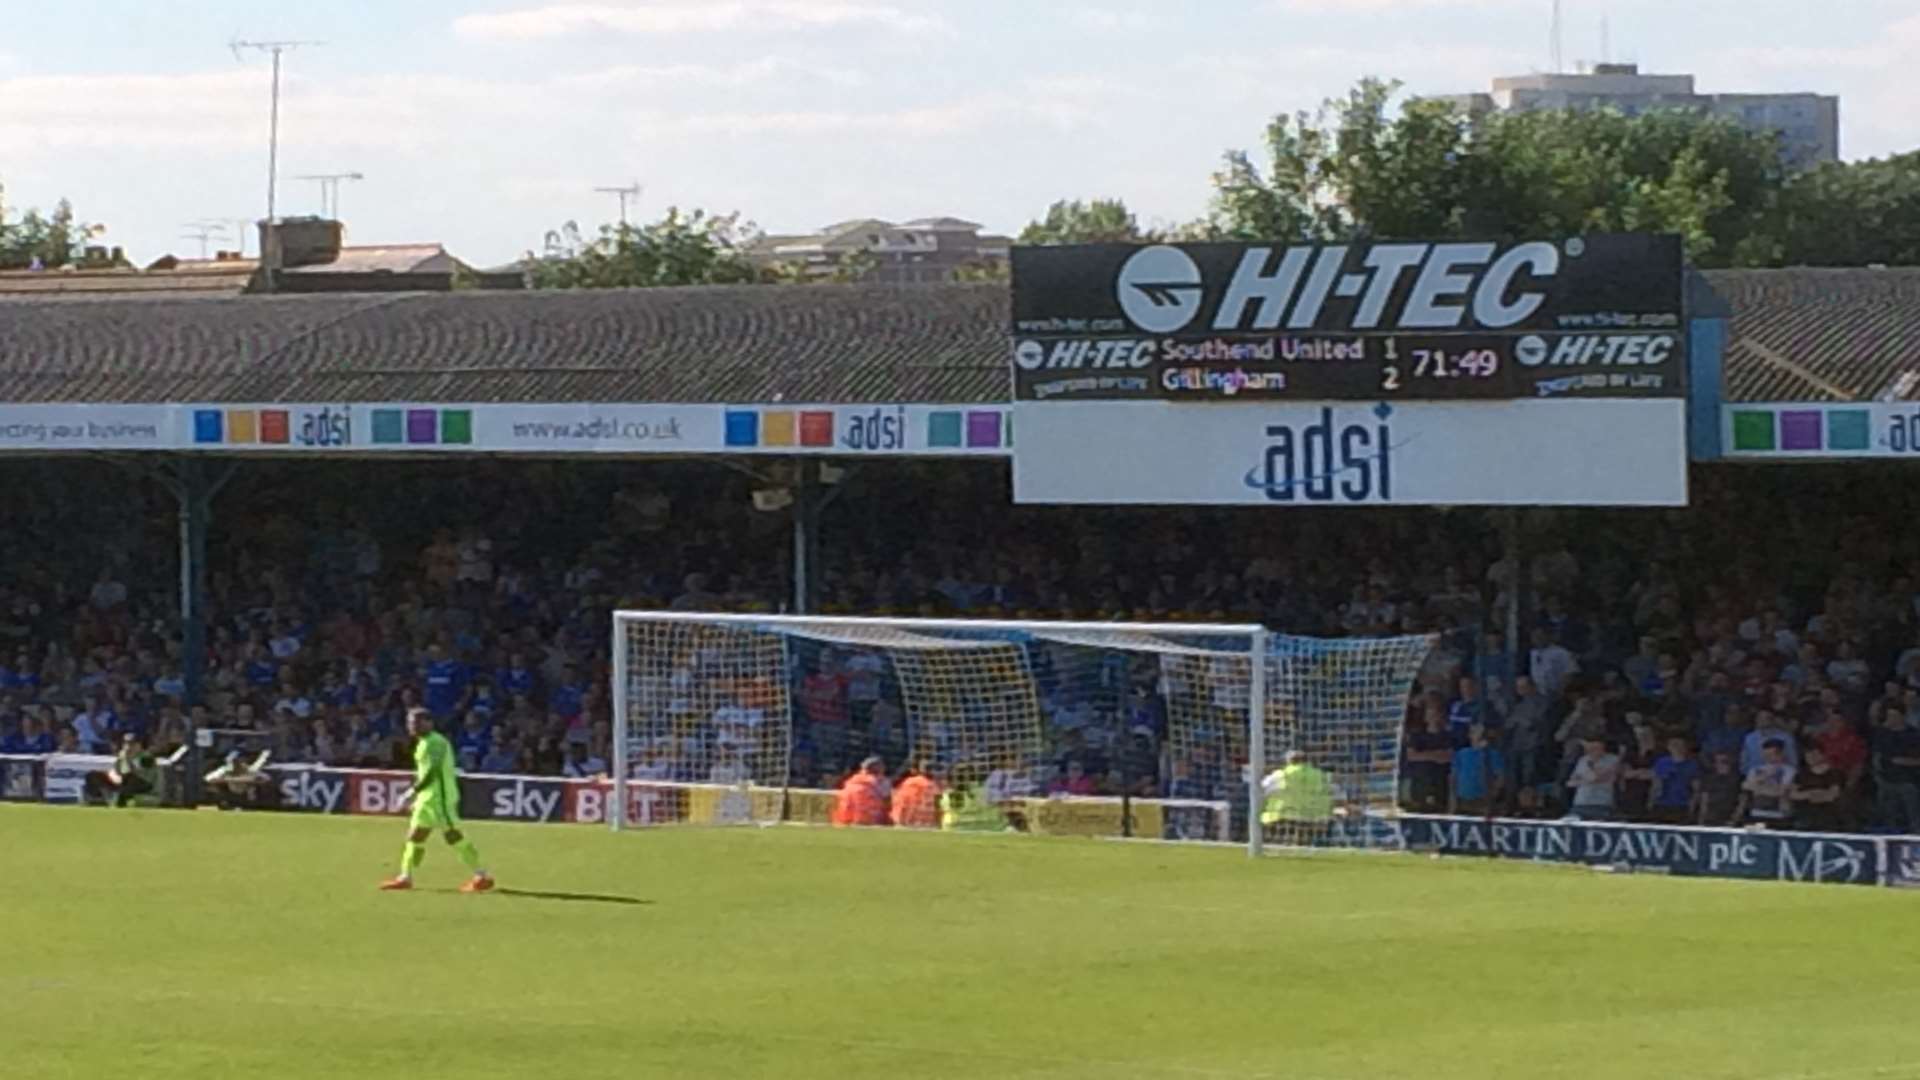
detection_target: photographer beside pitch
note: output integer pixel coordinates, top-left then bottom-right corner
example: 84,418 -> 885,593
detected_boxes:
381,708 -> 495,893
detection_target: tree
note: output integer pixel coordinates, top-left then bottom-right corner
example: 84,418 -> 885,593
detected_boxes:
528,207 -> 762,289
0,182 -> 103,270
1773,151 -> 1920,267
1205,79 -> 1797,267
1018,198 -> 1154,245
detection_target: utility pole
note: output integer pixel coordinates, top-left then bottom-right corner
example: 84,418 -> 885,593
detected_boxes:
296,171 -> 365,220
594,181 -> 643,227
231,38 -> 322,291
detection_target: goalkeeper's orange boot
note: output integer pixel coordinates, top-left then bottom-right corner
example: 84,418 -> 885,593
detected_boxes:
460,874 -> 495,894
378,877 -> 413,891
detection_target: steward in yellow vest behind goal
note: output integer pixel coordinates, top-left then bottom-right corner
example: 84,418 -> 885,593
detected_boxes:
1260,750 -> 1335,848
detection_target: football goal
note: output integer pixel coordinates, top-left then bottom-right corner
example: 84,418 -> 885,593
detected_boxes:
609,612 -> 1431,856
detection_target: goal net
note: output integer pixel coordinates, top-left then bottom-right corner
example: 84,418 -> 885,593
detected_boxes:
611,613 -> 1431,854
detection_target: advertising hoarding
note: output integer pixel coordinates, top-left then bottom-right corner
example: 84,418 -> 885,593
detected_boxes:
1723,402 -> 1920,460
0,403 -> 1013,458
1402,814 -> 1883,887
1010,399 -> 1688,506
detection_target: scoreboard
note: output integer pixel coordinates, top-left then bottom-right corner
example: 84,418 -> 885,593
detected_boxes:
1010,236 -> 1685,404
1008,235 -> 1691,508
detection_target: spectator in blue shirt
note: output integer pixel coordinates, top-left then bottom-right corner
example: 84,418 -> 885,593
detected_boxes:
244,645 -> 280,689
455,710 -> 492,770
1446,676 -> 1485,747
467,675 -> 500,718
1648,736 -> 1701,824
18,712 -> 56,754
0,712 -> 26,754
549,664 -> 587,722
497,652 -> 538,699
1699,703 -> 1748,765
1741,708 -> 1800,776
422,644 -> 468,719
5,650 -> 39,692
480,735 -> 521,774
1450,723 -> 1505,815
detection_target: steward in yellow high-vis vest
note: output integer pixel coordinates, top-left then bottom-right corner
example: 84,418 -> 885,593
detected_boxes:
1260,750 -> 1334,846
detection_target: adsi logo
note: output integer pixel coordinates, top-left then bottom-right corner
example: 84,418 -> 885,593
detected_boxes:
1243,404 -> 1403,503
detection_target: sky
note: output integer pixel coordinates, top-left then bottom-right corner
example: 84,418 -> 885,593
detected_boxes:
0,0 -> 1913,267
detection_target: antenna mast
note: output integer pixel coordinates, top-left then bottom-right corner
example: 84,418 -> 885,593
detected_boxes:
230,38 -> 323,291
594,182 -> 644,228
296,172 -> 365,220
180,222 -> 230,260
1550,0 -> 1564,73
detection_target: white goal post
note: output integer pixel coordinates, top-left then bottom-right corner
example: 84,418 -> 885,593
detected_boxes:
610,611 -> 1431,856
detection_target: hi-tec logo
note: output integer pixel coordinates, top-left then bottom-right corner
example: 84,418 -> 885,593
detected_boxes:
1516,334 -> 1676,367
1243,404 -> 1402,503
1116,246 -> 1205,333
1013,339 -> 1156,371
1118,241 -> 1563,334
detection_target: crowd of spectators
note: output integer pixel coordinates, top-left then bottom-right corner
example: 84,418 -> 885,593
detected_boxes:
4,456 -> 1920,835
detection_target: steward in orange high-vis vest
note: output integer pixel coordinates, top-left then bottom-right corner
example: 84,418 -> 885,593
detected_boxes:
833,756 -> 892,827
890,763 -> 943,828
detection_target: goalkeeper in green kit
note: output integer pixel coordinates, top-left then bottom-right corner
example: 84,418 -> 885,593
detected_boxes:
381,708 -> 495,893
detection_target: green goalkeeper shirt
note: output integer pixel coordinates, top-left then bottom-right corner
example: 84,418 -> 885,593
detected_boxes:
414,731 -> 460,811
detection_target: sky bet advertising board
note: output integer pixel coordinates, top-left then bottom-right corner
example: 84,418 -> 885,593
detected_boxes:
1009,235 -> 1685,403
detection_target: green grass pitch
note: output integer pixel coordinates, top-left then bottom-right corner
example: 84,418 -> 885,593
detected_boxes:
6,804 -> 1920,1080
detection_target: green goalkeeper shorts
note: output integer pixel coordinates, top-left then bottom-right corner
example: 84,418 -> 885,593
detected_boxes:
410,797 -> 460,831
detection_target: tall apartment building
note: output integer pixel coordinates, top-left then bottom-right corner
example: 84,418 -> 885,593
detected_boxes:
1437,64 -> 1839,167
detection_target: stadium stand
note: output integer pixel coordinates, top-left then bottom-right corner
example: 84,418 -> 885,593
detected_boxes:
5,269 -> 1920,830
4,453 -> 1920,832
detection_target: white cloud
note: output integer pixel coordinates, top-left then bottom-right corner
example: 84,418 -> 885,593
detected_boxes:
1697,12 -> 1916,159
1070,6 -> 1170,32
644,101 -> 993,137
1270,0 -> 1531,10
557,58 -> 865,89
454,1 -> 946,41
0,60 -> 873,157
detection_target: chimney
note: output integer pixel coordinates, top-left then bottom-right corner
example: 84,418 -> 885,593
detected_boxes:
259,216 -> 345,270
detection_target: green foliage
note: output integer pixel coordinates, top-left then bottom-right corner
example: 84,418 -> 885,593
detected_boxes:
1199,78 -> 1920,268
528,207 -> 762,289
950,258 -> 1010,283
1773,150 -> 1920,267
1018,198 -> 1154,245
0,182 -> 103,270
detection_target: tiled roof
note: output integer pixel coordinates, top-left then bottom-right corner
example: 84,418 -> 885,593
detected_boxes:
1706,268 -> 1920,402
0,268 -> 1913,407
286,245 -> 458,275
0,283 -> 1010,405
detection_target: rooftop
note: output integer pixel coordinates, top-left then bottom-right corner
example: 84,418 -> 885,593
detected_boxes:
0,267 -> 1908,406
